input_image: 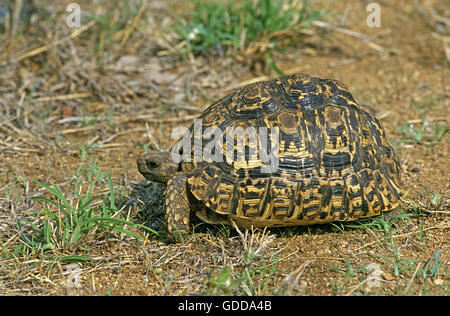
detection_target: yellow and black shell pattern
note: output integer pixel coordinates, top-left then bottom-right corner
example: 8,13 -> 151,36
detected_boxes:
178,73 -> 403,227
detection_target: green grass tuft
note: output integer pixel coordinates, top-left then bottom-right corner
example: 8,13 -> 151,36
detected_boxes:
174,0 -> 326,73
13,160 -> 156,257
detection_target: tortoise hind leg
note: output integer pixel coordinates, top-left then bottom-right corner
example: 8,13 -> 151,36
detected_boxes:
165,172 -> 191,243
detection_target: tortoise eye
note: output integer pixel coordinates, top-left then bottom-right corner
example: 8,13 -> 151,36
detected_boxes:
146,160 -> 159,169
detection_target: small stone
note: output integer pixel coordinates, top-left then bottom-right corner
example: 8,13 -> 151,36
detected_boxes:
433,278 -> 444,285
383,272 -> 394,281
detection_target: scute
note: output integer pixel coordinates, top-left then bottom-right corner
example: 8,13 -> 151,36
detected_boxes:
178,73 -> 402,226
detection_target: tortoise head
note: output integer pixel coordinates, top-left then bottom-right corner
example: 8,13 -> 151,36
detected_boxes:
137,151 -> 178,184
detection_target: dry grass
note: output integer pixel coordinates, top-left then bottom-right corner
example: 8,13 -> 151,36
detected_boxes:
0,0 -> 449,296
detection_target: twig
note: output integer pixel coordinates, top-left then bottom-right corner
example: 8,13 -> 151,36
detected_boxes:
58,114 -> 197,125
355,222 -> 450,251
200,235 -> 231,254
59,126 -> 96,135
273,259 -> 312,295
10,0 -> 23,43
145,123 -> 161,151
424,0 -> 450,27
32,92 -> 91,103
402,198 -> 450,215
403,263 -> 421,295
119,2 -> 147,50
1,20 -> 96,66
224,75 -> 270,92
406,117 -> 447,125
430,33 -> 450,62
311,20 -> 385,54
345,277 -> 371,296
118,114 -> 198,124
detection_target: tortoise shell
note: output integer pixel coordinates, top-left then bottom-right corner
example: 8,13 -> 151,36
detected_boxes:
176,73 -> 402,227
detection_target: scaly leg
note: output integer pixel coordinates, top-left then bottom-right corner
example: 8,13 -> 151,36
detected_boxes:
164,172 -> 191,242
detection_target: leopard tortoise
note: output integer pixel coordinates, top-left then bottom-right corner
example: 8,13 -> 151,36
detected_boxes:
137,73 -> 403,242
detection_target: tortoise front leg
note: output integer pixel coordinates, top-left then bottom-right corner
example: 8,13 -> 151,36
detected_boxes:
164,172 -> 191,243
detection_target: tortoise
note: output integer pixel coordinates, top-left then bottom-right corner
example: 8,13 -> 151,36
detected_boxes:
137,73 -> 403,242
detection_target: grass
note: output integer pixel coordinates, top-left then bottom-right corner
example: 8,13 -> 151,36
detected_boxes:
203,226 -> 280,295
332,207 -> 418,242
394,93 -> 449,150
326,205 -> 449,295
83,0 -> 142,56
422,251 -> 444,281
395,121 -> 449,149
173,0 -> 326,74
0,149 -> 445,295
10,159 -> 156,259
379,241 -> 419,277
329,260 -> 368,294
1,0 -> 448,296
1,164 -> 447,295
204,265 -> 241,295
329,248 -> 448,295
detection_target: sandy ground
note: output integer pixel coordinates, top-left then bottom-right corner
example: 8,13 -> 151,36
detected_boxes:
0,0 -> 448,295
